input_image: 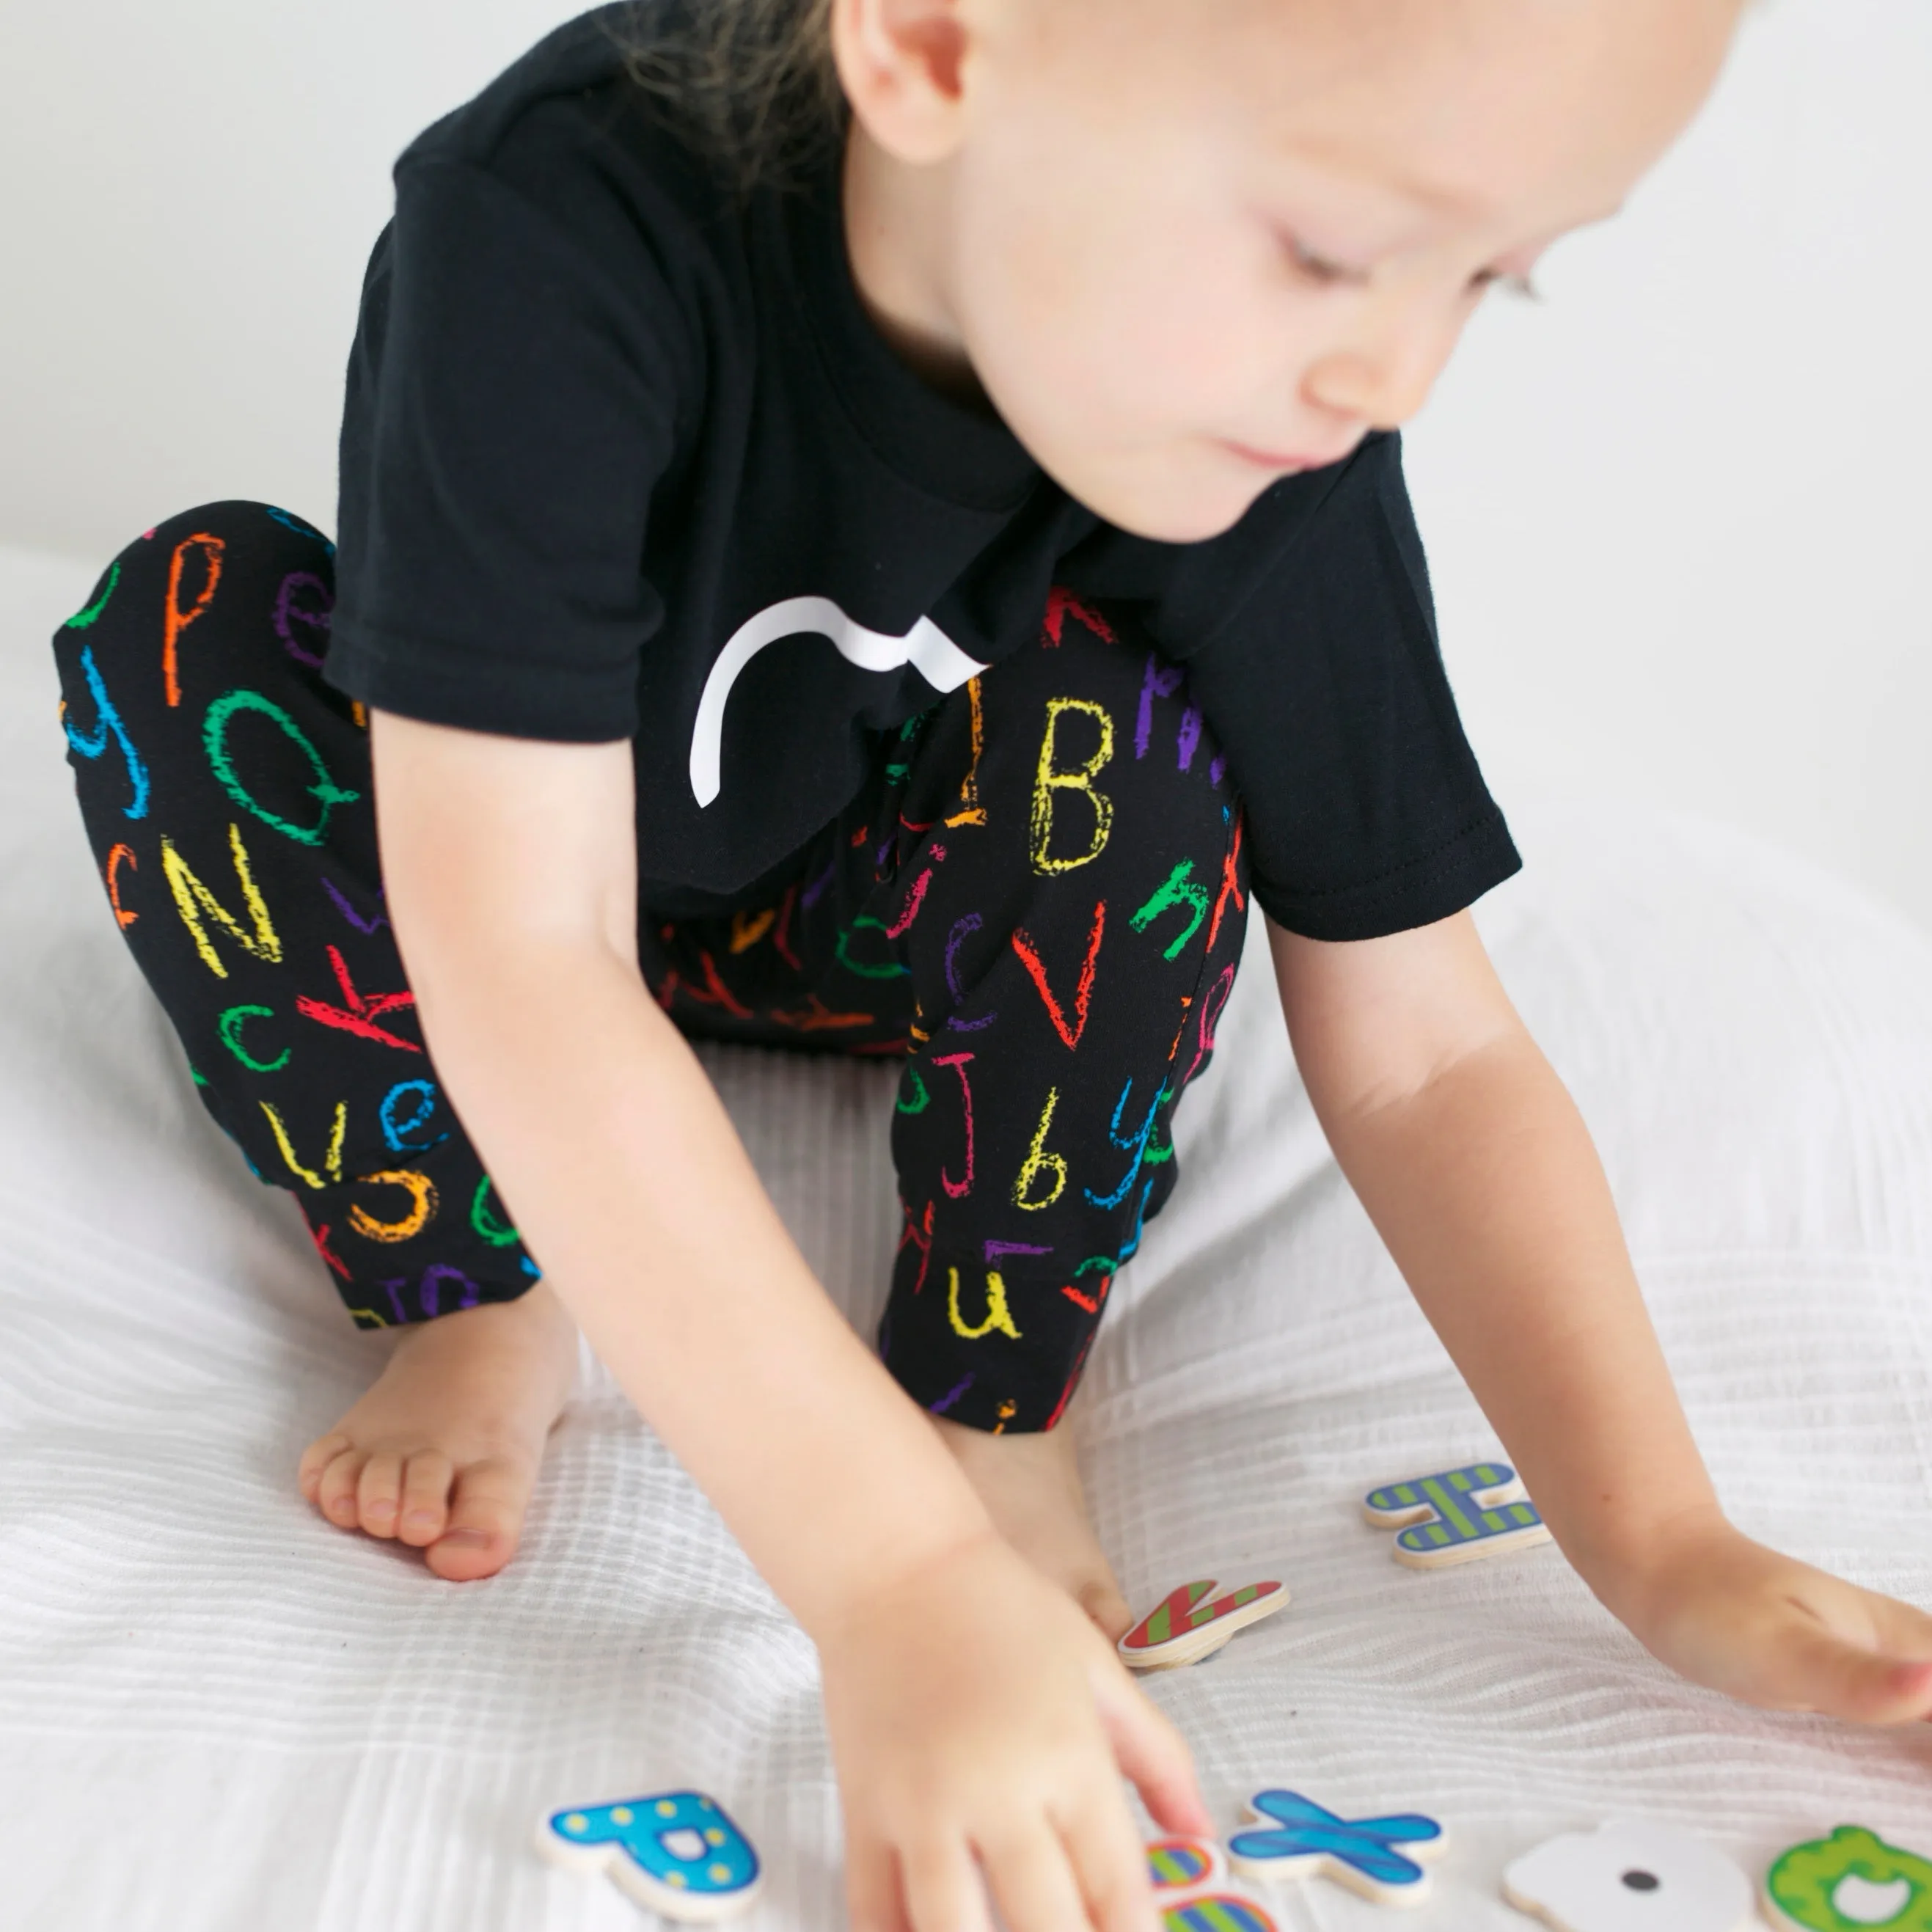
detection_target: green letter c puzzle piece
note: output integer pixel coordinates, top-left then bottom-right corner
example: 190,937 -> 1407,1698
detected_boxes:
1765,1826 -> 1932,1932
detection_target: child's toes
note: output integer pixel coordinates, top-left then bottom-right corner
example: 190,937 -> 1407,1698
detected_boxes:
314,1446 -> 370,1530
355,1452 -> 406,1537
297,1430 -> 354,1505
395,1450 -> 457,1547
424,1456 -> 532,1582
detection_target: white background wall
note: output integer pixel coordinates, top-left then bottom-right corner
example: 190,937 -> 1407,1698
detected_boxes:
3,0 -> 1928,924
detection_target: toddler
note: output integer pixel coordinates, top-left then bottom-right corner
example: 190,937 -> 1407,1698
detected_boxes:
53,1 -> 1932,1928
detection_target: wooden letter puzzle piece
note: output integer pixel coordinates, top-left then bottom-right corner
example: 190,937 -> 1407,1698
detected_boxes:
1361,1460 -> 1552,1568
537,1790 -> 762,1922
1503,1820 -> 1755,1931
1228,1789 -> 1448,1907
1147,1835 -> 1281,1932
1119,1578 -> 1289,1670
1764,1826 -> 1932,1932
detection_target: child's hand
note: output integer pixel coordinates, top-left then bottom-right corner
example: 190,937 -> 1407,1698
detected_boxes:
1617,1516 -> 1932,1724
818,1531 -> 1212,1932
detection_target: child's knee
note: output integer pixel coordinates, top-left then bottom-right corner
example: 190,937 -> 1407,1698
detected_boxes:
52,500 -> 336,694
54,500 -> 349,833
960,596 -> 1237,870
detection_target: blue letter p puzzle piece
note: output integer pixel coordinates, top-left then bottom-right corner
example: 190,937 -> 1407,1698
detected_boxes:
1228,1790 -> 1449,1905
536,1790 -> 762,1922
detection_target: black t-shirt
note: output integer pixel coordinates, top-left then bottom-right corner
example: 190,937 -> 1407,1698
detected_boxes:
328,7 -> 1520,939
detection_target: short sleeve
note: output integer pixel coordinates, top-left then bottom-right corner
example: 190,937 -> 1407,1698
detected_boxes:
327,155 -> 687,742
1146,433 -> 1520,940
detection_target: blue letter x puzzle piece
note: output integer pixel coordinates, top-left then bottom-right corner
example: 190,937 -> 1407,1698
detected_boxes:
1228,1790 -> 1449,1906
535,1790 -> 761,1922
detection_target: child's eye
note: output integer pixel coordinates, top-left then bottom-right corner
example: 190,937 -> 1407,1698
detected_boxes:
1281,233 -> 1360,286
1471,266 -> 1543,302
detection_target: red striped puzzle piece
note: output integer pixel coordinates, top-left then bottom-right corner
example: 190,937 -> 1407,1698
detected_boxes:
1119,1577 -> 1288,1670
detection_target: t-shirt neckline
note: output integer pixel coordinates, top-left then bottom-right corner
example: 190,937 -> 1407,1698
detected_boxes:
783,153 -> 1042,516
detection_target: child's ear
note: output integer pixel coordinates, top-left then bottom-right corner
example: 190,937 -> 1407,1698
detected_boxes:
830,0 -> 973,165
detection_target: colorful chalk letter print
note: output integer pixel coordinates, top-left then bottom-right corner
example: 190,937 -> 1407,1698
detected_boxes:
1228,1789 -> 1448,1906
537,1790 -> 762,1922
1148,1835 -> 1281,1932
1765,1826 -> 1932,1932
1503,1821 -> 1754,1932
1361,1460 -> 1553,1569
1119,1578 -> 1289,1670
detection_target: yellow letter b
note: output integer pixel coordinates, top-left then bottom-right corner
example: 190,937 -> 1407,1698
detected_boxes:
1030,698 -> 1114,874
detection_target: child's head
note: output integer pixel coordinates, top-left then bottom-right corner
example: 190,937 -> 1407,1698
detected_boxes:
641,0 -> 1743,541
824,0 -> 1743,541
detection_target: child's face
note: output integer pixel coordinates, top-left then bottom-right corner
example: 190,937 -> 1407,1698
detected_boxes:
916,0 -> 1741,541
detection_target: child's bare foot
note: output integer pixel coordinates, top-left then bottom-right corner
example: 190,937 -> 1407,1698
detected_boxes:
932,1415 -> 1134,1642
296,1280 -> 579,1581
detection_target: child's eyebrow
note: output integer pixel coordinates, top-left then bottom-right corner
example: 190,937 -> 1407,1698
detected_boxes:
1269,137 -> 1489,221
1267,142 -> 1631,272
1270,137 -> 1630,242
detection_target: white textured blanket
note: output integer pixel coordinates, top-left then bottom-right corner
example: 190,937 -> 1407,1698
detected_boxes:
2,548 -> 1928,1931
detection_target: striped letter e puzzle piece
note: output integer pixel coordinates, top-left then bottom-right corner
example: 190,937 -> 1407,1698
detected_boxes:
536,1790 -> 761,1922
1362,1460 -> 1553,1570
1147,1835 -> 1281,1932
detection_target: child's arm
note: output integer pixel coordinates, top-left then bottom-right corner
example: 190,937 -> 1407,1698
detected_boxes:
372,711 -> 1210,1932
1270,910 -> 1932,1725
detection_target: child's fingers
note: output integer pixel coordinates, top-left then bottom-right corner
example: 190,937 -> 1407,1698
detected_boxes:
900,1834 -> 991,1932
1782,1620 -> 1932,1724
845,1834 -> 912,1932
981,1821 -> 1093,1932
1862,1592 -> 1932,1720
1865,1588 -> 1932,1662
1856,1657 -> 1932,1724
1058,1781 -> 1160,1932
1087,1659 -> 1214,1838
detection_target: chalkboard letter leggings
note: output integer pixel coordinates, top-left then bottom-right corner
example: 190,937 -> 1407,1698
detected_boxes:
54,503 -> 1250,1432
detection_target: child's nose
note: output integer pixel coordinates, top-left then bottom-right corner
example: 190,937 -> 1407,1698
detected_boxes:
1302,337 -> 1446,433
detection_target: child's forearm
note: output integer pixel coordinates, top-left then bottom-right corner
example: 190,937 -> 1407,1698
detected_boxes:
413,937 -> 997,1637
1335,1036 -> 1718,1590
1271,915 -> 1723,1611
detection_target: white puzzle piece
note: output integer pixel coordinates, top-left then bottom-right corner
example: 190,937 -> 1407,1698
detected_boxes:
1503,1820 -> 1755,1932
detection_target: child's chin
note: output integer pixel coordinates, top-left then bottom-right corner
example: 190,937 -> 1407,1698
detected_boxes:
1067,464 -> 1264,546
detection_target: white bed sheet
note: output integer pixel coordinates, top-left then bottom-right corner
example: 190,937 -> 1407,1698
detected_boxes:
1,545 -> 1928,1931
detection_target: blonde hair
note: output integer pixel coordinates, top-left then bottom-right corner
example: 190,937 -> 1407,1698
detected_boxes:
614,0 -> 844,192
